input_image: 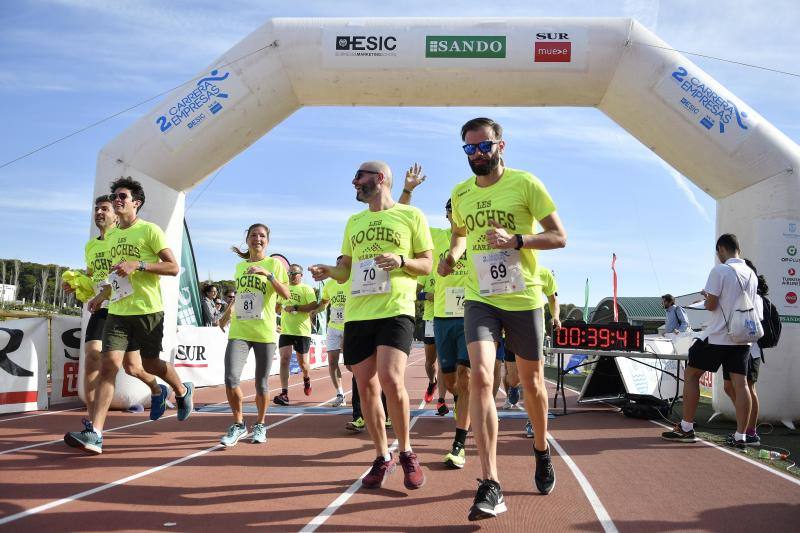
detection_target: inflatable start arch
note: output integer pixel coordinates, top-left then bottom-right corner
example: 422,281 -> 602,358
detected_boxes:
90,18 -> 799,422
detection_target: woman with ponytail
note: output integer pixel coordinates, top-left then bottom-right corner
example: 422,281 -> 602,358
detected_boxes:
218,223 -> 290,447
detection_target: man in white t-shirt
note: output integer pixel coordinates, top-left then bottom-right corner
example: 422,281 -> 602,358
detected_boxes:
662,233 -> 759,448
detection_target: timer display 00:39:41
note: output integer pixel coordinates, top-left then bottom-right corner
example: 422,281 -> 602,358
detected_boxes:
553,321 -> 644,352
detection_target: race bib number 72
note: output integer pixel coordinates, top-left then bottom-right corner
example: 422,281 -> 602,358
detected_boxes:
108,272 -> 133,302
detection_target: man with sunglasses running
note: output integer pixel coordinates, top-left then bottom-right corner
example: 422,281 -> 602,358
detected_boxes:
440,118 -> 567,520
310,161 -> 433,491
65,177 -> 195,454
274,264 -> 317,405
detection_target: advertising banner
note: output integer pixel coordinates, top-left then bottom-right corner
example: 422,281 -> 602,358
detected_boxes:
50,315 -> 82,405
0,317 -> 48,414
176,220 -> 203,326
756,218 -> 800,325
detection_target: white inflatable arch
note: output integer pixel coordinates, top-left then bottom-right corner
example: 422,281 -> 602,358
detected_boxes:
90,18 -> 799,422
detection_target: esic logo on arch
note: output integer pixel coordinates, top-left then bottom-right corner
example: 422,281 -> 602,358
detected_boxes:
335,35 -> 398,57
534,32 -> 572,62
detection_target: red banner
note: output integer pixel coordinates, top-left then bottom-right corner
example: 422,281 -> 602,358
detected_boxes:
611,253 -> 619,322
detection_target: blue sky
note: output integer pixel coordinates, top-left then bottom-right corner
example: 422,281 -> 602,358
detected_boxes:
1,0 -> 798,307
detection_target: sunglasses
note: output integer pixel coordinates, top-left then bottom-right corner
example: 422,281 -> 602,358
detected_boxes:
462,140 -> 499,156
354,169 -> 381,179
108,192 -> 131,202
225,294 -> 235,299
289,271 -> 302,276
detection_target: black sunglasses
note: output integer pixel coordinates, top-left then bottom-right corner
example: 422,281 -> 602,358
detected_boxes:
354,169 -> 381,179
108,192 -> 130,201
462,140 -> 499,156
289,271 -> 302,276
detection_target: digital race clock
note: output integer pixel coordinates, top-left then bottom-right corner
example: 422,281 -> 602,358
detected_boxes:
553,321 -> 644,352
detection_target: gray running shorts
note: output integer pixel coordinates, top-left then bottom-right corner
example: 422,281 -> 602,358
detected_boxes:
464,300 -> 544,361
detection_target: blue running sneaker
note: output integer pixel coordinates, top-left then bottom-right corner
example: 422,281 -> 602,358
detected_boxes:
150,384 -> 168,421
525,420 -> 534,439
64,418 -> 103,455
176,382 -> 194,421
220,423 -> 247,447
508,386 -> 520,406
251,422 -> 267,444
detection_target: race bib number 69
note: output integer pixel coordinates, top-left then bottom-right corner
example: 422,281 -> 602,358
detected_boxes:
474,250 -> 525,296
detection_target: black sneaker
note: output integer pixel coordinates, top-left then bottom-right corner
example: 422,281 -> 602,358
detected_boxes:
468,479 -> 507,521
744,433 -> 761,447
661,424 -> 698,443
534,446 -> 556,495
725,434 -> 746,450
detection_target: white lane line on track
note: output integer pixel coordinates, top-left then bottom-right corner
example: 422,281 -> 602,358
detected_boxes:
0,390 -> 349,526
545,377 -> 800,487
0,372 -> 338,457
301,357 -> 426,533
0,406 -> 85,423
546,433 -> 619,533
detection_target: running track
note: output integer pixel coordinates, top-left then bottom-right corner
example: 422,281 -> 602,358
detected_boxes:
1,347 -> 798,531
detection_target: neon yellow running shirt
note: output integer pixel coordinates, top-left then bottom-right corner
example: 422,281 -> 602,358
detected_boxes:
419,273 -> 435,321
322,278 -> 349,332
280,283 -> 317,337
106,219 -> 169,316
341,203 -> 433,322
450,168 -> 556,311
431,227 -> 469,318
228,257 -> 288,343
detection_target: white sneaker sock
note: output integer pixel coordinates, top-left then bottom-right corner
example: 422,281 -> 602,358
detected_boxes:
734,431 -> 746,442
382,452 -> 391,461
680,420 -> 694,433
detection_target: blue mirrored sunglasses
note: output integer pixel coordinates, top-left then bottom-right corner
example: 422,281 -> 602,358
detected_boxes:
462,140 -> 499,156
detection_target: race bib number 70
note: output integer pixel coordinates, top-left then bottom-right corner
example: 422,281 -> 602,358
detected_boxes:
351,259 -> 391,297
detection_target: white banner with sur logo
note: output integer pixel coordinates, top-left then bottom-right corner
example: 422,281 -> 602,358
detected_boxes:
172,327 -> 331,387
0,317 -> 48,414
50,315 -> 83,405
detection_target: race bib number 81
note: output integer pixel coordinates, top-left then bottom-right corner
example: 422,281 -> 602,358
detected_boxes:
235,292 -> 264,320
474,250 -> 525,296
351,259 -> 390,297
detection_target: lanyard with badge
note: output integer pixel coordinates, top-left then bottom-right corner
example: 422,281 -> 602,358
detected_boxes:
235,292 -> 264,320
473,250 -> 526,296
351,258 -> 391,297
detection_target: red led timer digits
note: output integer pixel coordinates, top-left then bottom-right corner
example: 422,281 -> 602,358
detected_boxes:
554,323 -> 644,352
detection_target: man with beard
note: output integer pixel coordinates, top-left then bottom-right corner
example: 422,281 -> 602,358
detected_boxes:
440,118 -> 567,520
310,161 -> 433,491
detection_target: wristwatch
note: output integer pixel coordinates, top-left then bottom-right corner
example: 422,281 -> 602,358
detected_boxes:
399,255 -> 406,268
514,234 -> 524,250
266,272 -> 275,281
138,261 -> 146,271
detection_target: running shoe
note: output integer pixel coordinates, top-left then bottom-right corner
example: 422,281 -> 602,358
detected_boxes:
346,417 -> 366,432
251,423 -> 267,444
508,386 -> 520,405
444,443 -> 466,469
64,418 -> 103,455
176,382 -> 194,421
661,424 -> 698,443
150,384 -> 168,421
220,423 -> 247,447
273,392 -> 289,406
525,420 -> 534,439
436,400 -> 449,416
469,479 -> 506,521
534,446 -> 556,495
745,433 -> 761,447
385,417 -> 393,429
332,393 -> 346,407
501,399 -> 513,410
362,455 -> 396,489
424,381 -> 436,403
303,377 -> 312,396
398,451 -> 425,489
725,434 -> 747,450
